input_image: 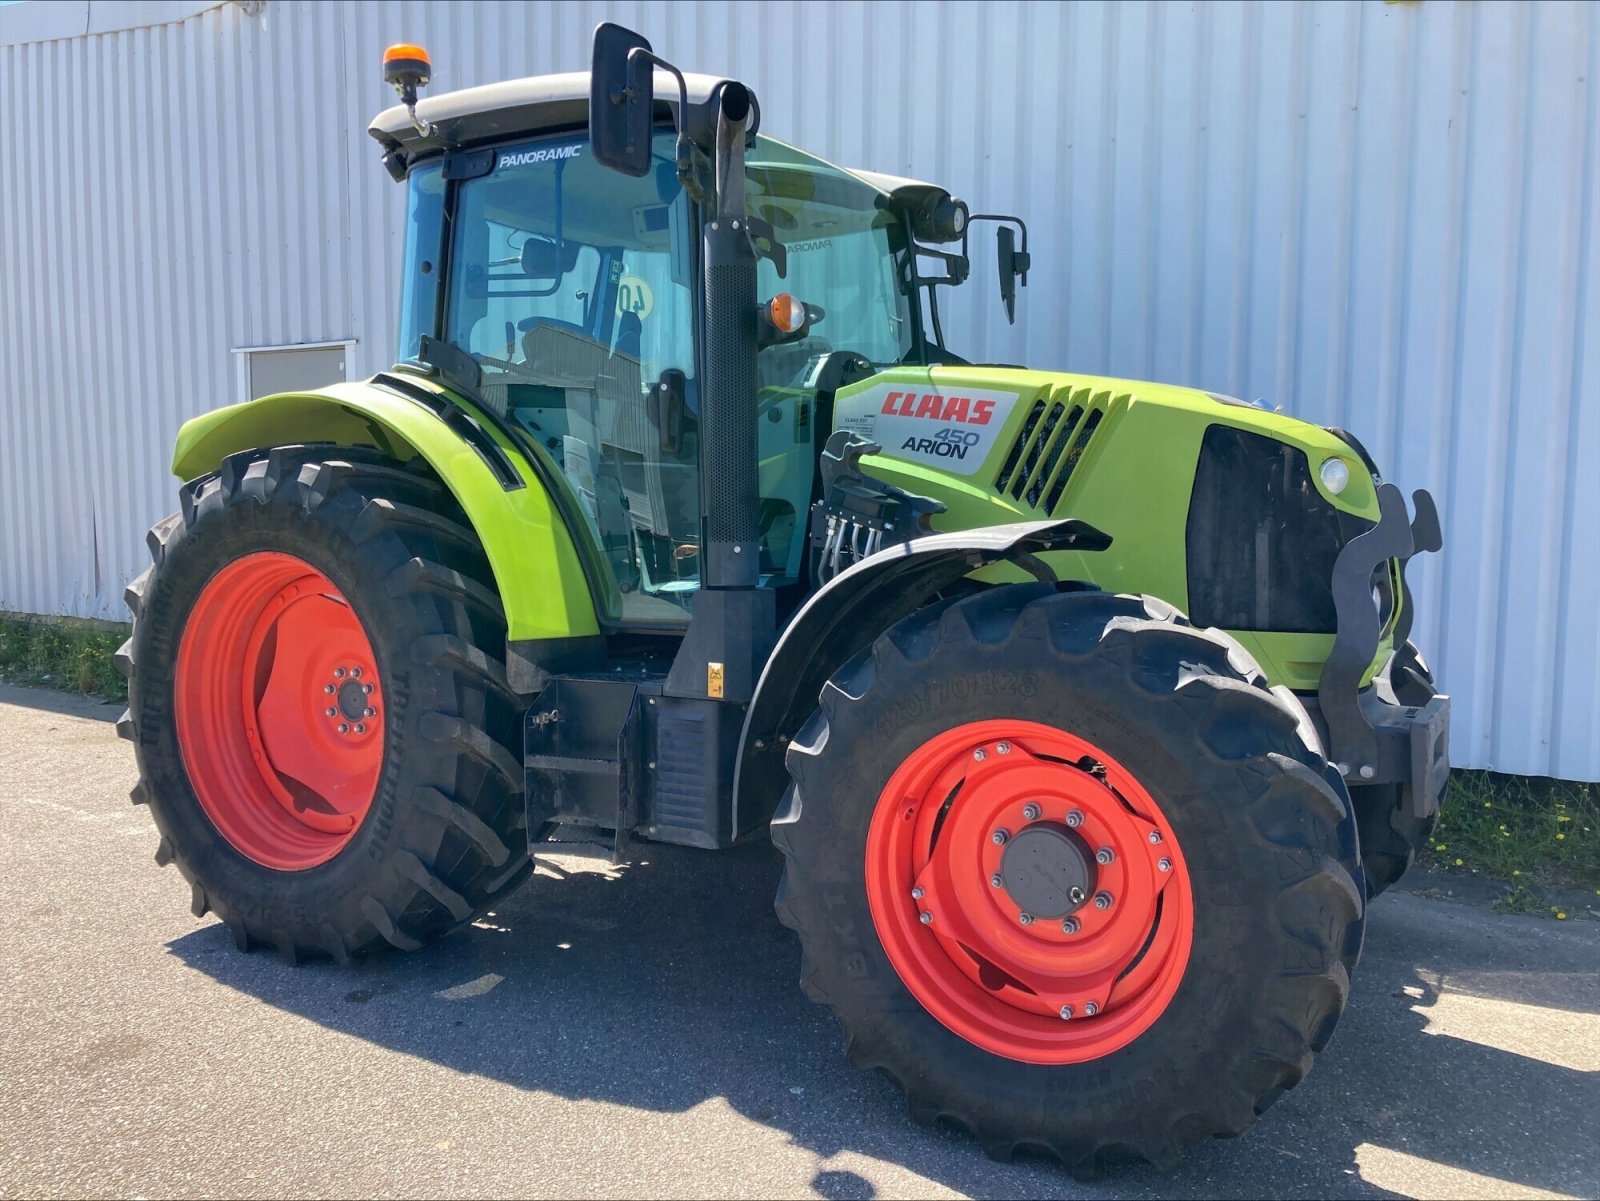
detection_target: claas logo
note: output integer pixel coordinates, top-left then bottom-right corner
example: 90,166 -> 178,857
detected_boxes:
879,391 -> 998,425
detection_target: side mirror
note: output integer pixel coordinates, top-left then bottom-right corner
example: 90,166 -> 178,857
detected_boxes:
590,22 -> 654,177
996,224 -> 1030,325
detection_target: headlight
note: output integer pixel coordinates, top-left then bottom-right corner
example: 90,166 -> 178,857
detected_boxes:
1319,457 -> 1350,495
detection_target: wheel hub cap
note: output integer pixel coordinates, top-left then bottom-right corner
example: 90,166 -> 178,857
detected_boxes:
999,824 -> 1097,919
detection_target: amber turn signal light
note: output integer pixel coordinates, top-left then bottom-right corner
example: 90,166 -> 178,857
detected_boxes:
768,293 -> 807,335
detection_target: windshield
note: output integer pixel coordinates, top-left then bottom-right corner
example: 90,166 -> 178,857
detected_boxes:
747,137 -> 913,371
441,133 -> 697,392
398,135 -> 916,382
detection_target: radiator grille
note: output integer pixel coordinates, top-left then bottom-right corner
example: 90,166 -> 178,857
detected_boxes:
1185,424 -> 1371,633
993,388 -> 1111,512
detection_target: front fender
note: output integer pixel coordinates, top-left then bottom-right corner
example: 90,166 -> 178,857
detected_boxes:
730,518 -> 1111,841
171,375 -> 602,646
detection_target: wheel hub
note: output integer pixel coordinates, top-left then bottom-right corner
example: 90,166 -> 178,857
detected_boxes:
999,823 -> 1097,919
864,719 -> 1194,1065
336,677 -> 370,721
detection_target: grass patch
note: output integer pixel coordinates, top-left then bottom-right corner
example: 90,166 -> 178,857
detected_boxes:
0,613 -> 129,701
1418,770 -> 1600,916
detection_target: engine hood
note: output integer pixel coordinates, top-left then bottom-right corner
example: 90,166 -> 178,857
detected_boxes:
828,362 -> 1391,695
831,363 -> 1376,526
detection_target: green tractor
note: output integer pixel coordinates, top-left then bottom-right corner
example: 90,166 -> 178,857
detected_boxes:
118,26 -> 1449,1170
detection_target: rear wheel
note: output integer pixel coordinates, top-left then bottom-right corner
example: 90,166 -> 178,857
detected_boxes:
119,446 -> 530,961
772,586 -> 1364,1172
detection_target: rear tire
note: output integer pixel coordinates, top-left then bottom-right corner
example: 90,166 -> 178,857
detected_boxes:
771,586 -> 1364,1173
118,446 -> 530,961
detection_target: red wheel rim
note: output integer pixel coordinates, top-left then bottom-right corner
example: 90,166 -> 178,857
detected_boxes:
175,551 -> 384,870
865,720 -> 1193,1064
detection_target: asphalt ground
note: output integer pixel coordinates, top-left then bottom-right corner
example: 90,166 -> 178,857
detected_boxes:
2,683 -> 1597,1201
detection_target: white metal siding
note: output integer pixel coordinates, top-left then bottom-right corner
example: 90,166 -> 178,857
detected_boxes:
1,0 -> 1595,780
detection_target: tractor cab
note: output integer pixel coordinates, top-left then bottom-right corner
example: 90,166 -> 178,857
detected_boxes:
377,75 -> 994,626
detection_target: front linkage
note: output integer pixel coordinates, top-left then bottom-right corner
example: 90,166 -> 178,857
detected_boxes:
1313,483 -> 1449,824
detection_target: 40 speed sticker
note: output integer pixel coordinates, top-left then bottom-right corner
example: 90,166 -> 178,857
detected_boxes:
834,382 -> 1021,476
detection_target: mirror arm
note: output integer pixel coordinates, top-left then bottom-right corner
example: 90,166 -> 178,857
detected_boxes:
625,48 -> 706,204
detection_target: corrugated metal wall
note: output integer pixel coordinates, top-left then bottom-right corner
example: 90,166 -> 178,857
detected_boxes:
2,0 -> 1595,780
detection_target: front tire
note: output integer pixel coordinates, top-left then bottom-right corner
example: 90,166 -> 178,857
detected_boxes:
118,446 -> 530,961
771,586 -> 1364,1172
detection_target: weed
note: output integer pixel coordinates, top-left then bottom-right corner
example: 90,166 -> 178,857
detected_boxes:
1420,769 -> 1600,899
0,614 -> 128,702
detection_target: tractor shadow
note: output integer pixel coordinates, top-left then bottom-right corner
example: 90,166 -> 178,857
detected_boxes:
0,682 -> 122,723
166,842 -> 1599,1199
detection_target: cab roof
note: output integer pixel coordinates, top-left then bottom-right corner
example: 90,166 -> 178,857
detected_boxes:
369,70 -> 754,169
368,71 -> 960,232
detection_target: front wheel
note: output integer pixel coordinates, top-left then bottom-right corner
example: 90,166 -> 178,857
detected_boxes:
771,586 -> 1364,1172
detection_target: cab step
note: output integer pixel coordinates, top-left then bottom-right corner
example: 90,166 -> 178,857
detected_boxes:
523,674 -> 741,859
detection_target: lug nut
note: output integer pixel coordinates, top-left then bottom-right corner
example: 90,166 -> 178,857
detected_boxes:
1022,802 -> 1042,821
1095,847 -> 1114,865
1084,1001 -> 1100,1017
354,723 -> 367,734
990,874 -> 1003,888
1018,912 -> 1035,926
325,707 -> 337,718
323,684 -> 336,695
1093,891 -> 1113,910
996,741 -> 1011,755
362,683 -> 374,695
351,667 -> 362,679
991,828 -> 1009,846
334,667 -> 346,679
1148,831 -> 1163,844
1062,917 -> 1080,934
973,748 -> 987,762
1158,858 -> 1172,873
1059,1005 -> 1073,1020
911,886 -> 924,900
363,707 -> 375,718
337,722 -> 350,734
919,911 -> 933,925
1066,810 -> 1084,828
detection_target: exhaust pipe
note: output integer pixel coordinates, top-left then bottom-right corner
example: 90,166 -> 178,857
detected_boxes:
698,83 -> 760,590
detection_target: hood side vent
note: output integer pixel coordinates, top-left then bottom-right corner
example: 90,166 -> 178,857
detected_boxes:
994,399 -> 1047,495
1026,404 -> 1085,507
1044,402 -> 1105,514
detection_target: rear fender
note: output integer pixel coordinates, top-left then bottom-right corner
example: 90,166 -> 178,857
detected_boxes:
730,519 -> 1111,840
171,376 -> 602,653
